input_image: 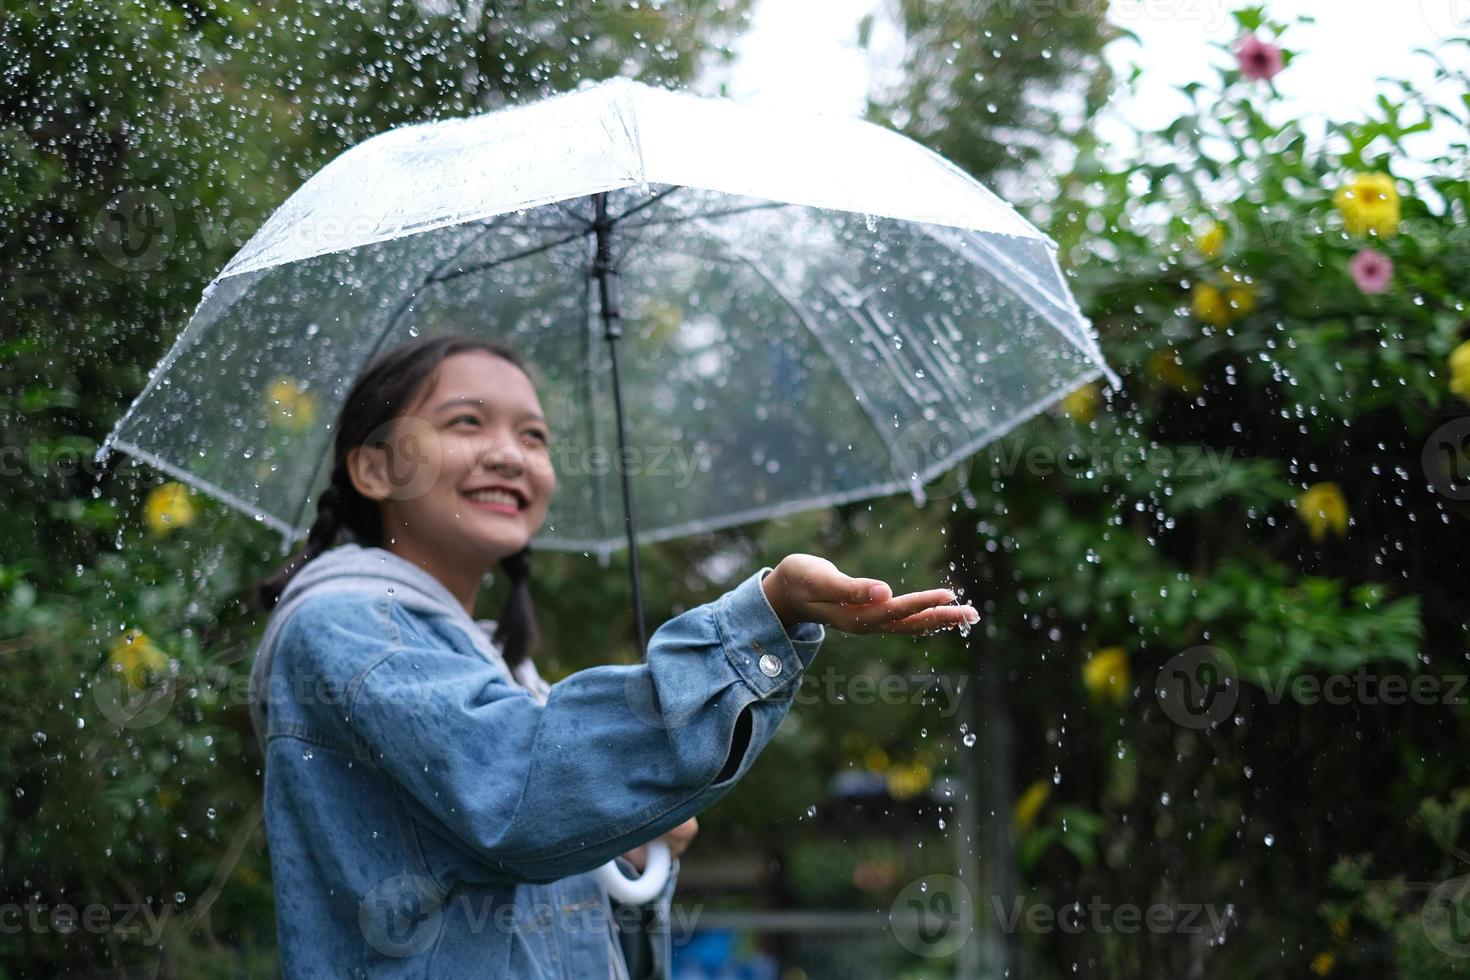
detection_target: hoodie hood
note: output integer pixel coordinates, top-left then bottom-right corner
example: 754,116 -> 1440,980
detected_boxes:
248,543 -> 548,750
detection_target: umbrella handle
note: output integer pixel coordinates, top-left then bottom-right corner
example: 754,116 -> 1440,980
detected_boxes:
594,840 -> 671,904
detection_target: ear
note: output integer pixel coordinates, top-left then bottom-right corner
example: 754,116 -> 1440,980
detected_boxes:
346,443 -> 392,501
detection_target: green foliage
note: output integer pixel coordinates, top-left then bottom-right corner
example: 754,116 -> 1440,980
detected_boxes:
935,10 -> 1470,977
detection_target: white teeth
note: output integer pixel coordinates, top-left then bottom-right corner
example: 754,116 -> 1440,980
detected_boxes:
464,489 -> 519,508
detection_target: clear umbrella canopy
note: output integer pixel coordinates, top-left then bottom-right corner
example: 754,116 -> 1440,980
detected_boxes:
97,77 -> 1119,562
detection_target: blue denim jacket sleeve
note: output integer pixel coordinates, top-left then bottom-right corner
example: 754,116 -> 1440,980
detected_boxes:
277,565 -> 823,883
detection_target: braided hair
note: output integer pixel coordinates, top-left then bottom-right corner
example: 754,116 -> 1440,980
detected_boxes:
252,331 -> 543,669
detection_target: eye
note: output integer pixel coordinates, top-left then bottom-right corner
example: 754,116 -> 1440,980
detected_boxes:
524,428 -> 549,446
449,414 -> 480,427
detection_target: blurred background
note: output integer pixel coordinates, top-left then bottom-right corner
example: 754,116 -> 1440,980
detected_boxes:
4,1 -> 1470,977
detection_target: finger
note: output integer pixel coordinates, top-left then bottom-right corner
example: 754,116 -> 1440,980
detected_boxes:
838,588 -> 959,629
879,605 -> 979,635
823,574 -> 892,605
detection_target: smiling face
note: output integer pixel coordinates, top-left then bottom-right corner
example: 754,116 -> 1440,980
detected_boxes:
347,349 -> 556,594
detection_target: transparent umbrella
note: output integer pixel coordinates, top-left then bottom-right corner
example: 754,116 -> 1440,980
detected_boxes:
97,76 -> 1120,654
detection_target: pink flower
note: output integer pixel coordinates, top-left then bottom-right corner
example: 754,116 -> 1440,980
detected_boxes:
1349,248 -> 1393,294
1235,34 -> 1285,82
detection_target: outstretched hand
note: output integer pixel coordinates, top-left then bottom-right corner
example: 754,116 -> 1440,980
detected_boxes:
760,553 -> 978,636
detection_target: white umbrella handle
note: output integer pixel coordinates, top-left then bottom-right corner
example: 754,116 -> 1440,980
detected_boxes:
594,840 -> 671,904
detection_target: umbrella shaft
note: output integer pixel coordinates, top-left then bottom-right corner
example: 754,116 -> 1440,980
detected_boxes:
593,192 -> 647,658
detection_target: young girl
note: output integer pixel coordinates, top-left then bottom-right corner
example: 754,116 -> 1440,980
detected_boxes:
248,331 -> 978,979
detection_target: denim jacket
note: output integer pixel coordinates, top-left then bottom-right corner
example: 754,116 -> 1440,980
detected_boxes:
249,543 -> 825,979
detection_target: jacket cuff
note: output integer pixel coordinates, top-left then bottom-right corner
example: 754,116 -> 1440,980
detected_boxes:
715,566 -> 825,700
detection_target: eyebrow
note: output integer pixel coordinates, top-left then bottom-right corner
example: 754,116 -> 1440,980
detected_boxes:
433,397 -> 546,425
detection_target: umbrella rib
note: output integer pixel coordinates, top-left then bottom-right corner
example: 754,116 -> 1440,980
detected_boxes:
616,199 -> 791,231
607,183 -> 685,224
426,226 -> 592,287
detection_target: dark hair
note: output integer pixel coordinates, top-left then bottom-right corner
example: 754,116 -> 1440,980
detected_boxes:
252,331 -> 542,668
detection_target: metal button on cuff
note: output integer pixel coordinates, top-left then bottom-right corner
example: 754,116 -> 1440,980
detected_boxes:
758,653 -> 782,678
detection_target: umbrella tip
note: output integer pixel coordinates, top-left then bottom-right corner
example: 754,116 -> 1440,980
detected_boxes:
908,481 -> 927,508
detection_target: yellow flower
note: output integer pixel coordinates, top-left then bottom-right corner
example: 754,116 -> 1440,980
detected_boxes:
862,747 -> 890,773
1060,383 -> 1100,424
1195,220 -> 1226,260
1013,779 -> 1051,833
108,628 -> 168,690
1296,482 -> 1349,541
1330,915 -> 1350,940
1310,951 -> 1336,976
1226,281 -> 1257,317
1147,348 -> 1201,394
1333,172 -> 1401,237
1193,273 -> 1257,326
144,482 -> 195,536
263,377 -> 318,432
1082,647 -> 1130,705
1449,340 -> 1470,401
154,787 -> 179,812
886,760 -> 932,800
1192,283 -> 1231,327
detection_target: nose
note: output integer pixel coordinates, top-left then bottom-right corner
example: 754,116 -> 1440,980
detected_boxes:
477,436 -> 525,476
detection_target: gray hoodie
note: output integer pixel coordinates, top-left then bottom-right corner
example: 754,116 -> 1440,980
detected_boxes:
248,542 -> 550,751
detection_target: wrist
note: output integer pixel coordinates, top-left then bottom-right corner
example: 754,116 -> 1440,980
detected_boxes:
760,563 -> 798,631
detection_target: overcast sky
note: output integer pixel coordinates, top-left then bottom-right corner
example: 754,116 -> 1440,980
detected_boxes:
718,0 -> 1468,164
